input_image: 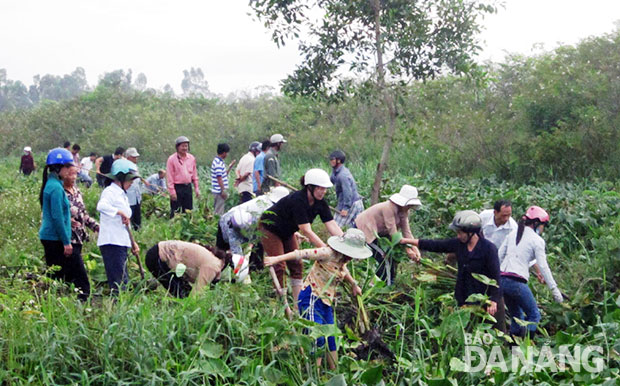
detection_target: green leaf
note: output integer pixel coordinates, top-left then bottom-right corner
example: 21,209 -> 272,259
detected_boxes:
471,273 -> 498,288
200,341 -> 224,359
361,364 -> 383,385
449,357 -> 467,372
325,374 -> 347,386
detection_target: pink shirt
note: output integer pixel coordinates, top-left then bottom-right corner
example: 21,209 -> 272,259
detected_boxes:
166,152 -> 200,196
355,201 -> 414,243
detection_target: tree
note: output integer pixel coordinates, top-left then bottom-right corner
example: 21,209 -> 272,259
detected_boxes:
250,0 -> 497,203
181,67 -> 213,98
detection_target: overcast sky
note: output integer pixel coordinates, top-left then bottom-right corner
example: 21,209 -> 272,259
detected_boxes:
1,0 -> 619,95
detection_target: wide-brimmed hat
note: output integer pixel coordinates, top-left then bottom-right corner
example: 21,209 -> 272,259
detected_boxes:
24,146 -> 32,152
389,185 -> 422,207
267,186 -> 290,203
327,228 -> 372,259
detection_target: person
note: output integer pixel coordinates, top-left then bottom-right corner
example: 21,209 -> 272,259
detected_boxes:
259,168 -> 343,306
145,169 -> 167,195
166,136 -> 200,217
70,144 -> 81,165
329,150 -> 364,228
253,139 -> 270,195
235,141 -> 261,203
19,146 -> 36,175
498,206 -> 564,338
211,143 -> 231,215
78,152 -> 97,187
145,241 -> 247,297
124,147 -> 142,230
480,200 -> 518,249
95,147 -> 125,187
38,148 -> 87,300
63,164 -> 99,301
217,186 -> 290,270
264,228 -> 369,370
402,210 -> 501,319
96,159 -> 140,294
354,184 -> 422,285
262,134 -> 286,194
63,141 -> 71,150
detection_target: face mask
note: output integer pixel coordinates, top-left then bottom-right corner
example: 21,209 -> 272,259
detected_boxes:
535,227 -> 542,235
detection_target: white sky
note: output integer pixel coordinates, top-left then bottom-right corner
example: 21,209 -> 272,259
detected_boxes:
1,0 -> 619,95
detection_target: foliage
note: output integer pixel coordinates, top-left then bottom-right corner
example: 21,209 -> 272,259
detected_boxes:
0,158 -> 618,384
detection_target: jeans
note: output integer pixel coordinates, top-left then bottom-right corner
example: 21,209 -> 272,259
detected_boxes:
130,203 -> 141,230
41,240 -> 90,301
78,171 -> 93,188
100,244 -> 129,294
500,276 -> 541,336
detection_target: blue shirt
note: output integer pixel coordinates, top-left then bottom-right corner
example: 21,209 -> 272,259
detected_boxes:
330,165 -> 361,211
39,174 -> 72,245
211,156 -> 228,193
253,151 -> 266,192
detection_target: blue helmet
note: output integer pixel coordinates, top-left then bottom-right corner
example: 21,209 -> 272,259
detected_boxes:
46,148 -> 74,166
109,159 -> 141,182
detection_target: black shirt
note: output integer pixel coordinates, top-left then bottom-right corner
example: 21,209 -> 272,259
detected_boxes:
260,188 -> 333,240
100,155 -> 115,174
418,237 -> 500,305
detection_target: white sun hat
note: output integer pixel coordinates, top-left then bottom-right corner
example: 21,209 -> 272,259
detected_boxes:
267,186 -> 290,203
24,146 -> 32,152
389,185 -> 422,207
270,133 -> 287,143
327,228 -> 372,259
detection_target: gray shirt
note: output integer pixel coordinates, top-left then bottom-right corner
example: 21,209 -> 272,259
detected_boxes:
262,149 -> 281,192
330,165 -> 361,211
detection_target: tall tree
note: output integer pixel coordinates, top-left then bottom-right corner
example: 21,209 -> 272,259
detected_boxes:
250,0 -> 497,203
181,67 -> 213,98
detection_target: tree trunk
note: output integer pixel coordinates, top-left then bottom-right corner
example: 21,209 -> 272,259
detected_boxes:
369,0 -> 396,205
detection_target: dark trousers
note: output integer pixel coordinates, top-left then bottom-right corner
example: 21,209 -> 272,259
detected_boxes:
145,244 -> 192,298
170,183 -> 193,217
100,244 -> 129,294
369,239 -> 398,285
41,240 -> 90,301
240,191 -> 253,203
97,174 -> 113,188
130,203 -> 141,230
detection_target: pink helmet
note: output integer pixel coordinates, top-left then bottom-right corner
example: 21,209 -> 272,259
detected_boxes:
524,206 -> 549,223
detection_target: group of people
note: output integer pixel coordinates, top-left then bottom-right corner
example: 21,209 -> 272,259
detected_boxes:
33,135 -> 564,368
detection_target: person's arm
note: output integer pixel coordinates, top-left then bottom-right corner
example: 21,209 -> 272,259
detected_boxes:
254,170 -> 262,191
216,176 -> 227,199
339,175 -> 353,214
324,220 -> 344,237
298,223 -> 327,248
49,188 -> 72,247
341,264 -> 362,296
485,244 -> 501,315
534,239 -> 563,302
166,157 -> 177,199
192,264 -> 219,295
191,157 -> 200,197
416,238 -> 459,254
94,157 -> 103,173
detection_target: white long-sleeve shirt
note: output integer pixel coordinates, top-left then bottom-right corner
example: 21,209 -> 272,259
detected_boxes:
97,183 -> 132,247
498,226 -> 561,297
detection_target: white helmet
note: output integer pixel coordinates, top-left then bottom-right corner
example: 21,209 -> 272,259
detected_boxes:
232,254 -> 249,282
304,168 -> 333,188
267,186 -> 290,203
231,209 -> 253,230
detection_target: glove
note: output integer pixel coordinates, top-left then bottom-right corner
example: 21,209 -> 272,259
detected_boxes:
552,287 -> 563,303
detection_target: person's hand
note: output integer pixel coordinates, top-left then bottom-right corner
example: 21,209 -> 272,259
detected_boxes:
118,211 -> 130,225
552,288 -> 564,303
351,285 -> 362,297
295,232 -> 309,244
195,191 -> 201,199
63,244 -> 73,256
131,242 -> 140,257
71,219 -> 79,228
487,300 -> 497,316
221,191 -> 228,200
340,209 -> 348,217
170,193 -> 177,201
406,246 -> 421,263
536,271 -> 545,284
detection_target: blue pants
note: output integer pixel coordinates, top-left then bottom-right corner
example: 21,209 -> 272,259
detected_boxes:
100,244 -> 129,294
298,286 -> 337,351
500,276 -> 541,336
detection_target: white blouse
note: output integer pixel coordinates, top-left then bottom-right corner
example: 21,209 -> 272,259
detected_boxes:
96,183 -> 132,247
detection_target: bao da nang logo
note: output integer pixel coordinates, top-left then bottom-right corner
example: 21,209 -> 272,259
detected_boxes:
451,332 -> 606,373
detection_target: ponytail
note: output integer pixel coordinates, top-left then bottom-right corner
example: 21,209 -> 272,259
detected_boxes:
516,218 -> 537,245
39,165 -> 63,207
202,244 -> 233,267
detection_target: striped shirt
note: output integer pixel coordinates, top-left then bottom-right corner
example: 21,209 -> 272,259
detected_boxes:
211,156 -> 228,193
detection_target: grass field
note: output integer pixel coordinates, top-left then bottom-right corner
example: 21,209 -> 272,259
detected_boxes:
0,157 -> 618,385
